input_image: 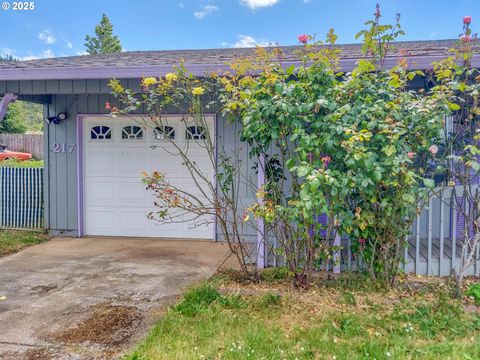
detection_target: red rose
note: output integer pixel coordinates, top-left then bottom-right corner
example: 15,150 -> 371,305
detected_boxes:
359,238 -> 366,245
298,34 -> 308,44
461,35 -> 472,43
464,16 -> 472,25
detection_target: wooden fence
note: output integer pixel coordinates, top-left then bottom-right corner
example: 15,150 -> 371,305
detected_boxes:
0,133 -> 43,159
0,167 -> 43,229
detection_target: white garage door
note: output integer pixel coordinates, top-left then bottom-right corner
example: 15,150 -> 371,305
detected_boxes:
83,115 -> 215,239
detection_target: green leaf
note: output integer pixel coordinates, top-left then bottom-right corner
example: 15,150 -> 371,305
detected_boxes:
423,178 -> 435,189
448,102 -> 461,111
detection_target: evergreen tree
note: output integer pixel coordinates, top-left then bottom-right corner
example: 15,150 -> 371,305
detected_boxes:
84,14 -> 122,55
0,102 -> 27,134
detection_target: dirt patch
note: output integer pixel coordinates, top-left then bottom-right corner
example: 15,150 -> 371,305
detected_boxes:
52,303 -> 143,347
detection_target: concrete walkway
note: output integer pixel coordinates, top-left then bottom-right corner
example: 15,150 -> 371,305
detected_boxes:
0,237 -> 229,359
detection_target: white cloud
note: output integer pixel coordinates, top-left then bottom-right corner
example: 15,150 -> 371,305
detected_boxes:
0,47 -> 55,60
38,30 -> 56,44
20,49 -> 55,60
223,35 -> 273,48
177,1 -> 185,8
240,0 -> 279,10
0,48 -> 16,58
194,5 -> 219,19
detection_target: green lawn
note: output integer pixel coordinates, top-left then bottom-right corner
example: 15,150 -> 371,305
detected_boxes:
125,271 -> 480,360
0,158 -> 44,168
0,230 -> 47,256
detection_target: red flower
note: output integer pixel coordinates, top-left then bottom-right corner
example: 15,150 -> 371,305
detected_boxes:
105,102 -> 111,110
359,238 -> 366,245
464,16 -> 472,25
298,34 -> 309,44
407,152 -> 415,159
461,35 -> 472,43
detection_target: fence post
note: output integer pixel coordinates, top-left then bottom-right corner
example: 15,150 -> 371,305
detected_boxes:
257,153 -> 266,269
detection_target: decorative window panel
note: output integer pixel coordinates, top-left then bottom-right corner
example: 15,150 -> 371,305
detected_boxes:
186,126 -> 206,140
122,125 -> 143,140
154,126 -> 175,140
90,125 -> 112,140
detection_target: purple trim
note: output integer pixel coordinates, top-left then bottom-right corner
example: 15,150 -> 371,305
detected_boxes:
1,55 -> 477,81
0,93 -> 18,120
76,114 -> 84,237
257,153 -> 266,269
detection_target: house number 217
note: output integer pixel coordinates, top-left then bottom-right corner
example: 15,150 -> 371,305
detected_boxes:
52,143 -> 76,153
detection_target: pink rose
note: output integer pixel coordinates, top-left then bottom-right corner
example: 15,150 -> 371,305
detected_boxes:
407,152 -> 415,159
105,102 -> 111,110
298,34 -> 309,44
464,16 -> 472,25
429,145 -> 438,155
461,35 -> 472,43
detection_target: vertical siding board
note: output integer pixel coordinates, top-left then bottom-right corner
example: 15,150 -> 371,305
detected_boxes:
439,190 -> 445,276
66,95 -> 78,231
47,100 -> 58,230
86,79 -> 101,94
45,81 -> 59,94
100,79 -> 111,94
0,81 -> 6,93
19,81 -> 33,94
73,80 -> 87,94
54,95 -> 68,230
452,195 -> 457,274
32,80 -> 46,94
6,81 -> 20,93
415,214 -> 420,274
427,197 -> 433,275
59,80 -> 73,94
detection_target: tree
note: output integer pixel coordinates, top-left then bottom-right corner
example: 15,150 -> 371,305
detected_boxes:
0,102 -> 27,134
85,14 -> 122,55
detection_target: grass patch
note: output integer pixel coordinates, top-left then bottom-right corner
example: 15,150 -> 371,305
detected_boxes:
0,230 -> 47,256
125,277 -> 480,360
0,158 -> 44,168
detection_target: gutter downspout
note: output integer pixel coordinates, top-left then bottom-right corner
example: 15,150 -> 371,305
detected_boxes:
0,93 -> 18,121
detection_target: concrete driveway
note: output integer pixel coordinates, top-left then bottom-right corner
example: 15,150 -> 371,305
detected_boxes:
0,237 -> 229,359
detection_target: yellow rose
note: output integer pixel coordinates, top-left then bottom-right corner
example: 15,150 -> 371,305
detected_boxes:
165,73 -> 178,82
192,86 -> 205,96
142,77 -> 157,87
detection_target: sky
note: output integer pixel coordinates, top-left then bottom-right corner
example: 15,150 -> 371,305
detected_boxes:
0,0 -> 478,60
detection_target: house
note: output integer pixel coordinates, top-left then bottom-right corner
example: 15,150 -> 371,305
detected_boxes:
0,40 -> 479,246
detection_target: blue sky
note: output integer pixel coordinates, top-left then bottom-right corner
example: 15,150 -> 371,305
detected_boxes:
0,0 -> 478,59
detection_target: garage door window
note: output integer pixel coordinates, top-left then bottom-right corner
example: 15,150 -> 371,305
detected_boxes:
122,125 -> 143,140
186,126 -> 206,140
90,125 -> 112,140
154,126 -> 175,140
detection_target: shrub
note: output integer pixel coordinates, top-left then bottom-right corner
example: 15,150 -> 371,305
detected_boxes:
466,283 -> 480,305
